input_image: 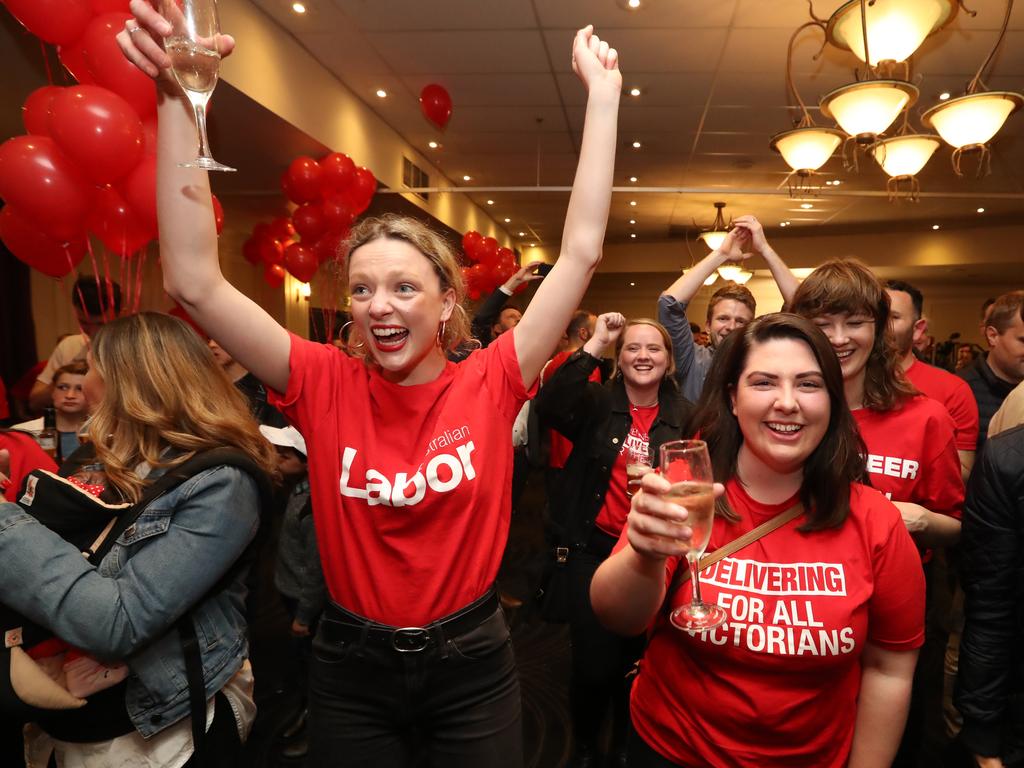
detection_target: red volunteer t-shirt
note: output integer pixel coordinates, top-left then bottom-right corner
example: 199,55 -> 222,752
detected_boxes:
0,431 -> 58,502
540,350 -> 602,469
625,480 -> 924,767
903,358 -> 980,452
852,396 -> 964,518
269,331 -> 535,626
595,404 -> 658,538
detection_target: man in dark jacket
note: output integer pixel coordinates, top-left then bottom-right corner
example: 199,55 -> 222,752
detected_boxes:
956,423 -> 1024,767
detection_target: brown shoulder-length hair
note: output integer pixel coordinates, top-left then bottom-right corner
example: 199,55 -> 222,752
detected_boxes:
612,318 -> 676,381
789,258 -> 915,411
341,214 -> 477,360
87,313 -> 278,503
690,313 -> 866,531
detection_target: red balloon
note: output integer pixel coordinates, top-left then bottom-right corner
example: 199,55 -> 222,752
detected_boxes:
314,230 -> 348,265
242,235 -> 262,265
57,40 -> 95,84
211,194 -> 224,235
140,117 -> 158,156
22,87 -> 63,136
49,85 -> 144,184
0,135 -> 92,241
345,167 -> 377,215
81,13 -> 157,118
419,84 -> 453,131
120,153 -> 157,232
88,186 -> 154,256
258,238 -> 284,266
284,242 -> 319,283
264,263 -> 287,289
319,152 -> 355,196
267,216 -> 295,243
462,231 -> 483,262
478,236 -> 499,266
292,203 -> 327,242
284,156 -> 322,205
322,194 -> 355,232
91,0 -> 130,12
0,206 -> 87,278
4,0 -> 92,45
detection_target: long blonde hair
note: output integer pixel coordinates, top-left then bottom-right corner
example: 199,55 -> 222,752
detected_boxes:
343,214 -> 475,359
87,312 -> 278,502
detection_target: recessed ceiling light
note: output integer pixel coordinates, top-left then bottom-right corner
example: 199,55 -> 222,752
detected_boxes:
628,0 -> 640,7
630,282 -> 636,286
832,179 -> 841,185
292,2 -> 306,13
463,175 -> 471,181
629,200 -> 637,206
375,89 -> 387,98
939,92 -> 951,101
824,180 -> 833,186
529,243 -> 536,247
632,141 -> 642,149
428,141 -> 439,149
976,207 -> 985,213
629,219 -> 636,225
630,233 -> 637,238
518,231 -> 526,236
504,217 -> 511,223
780,222 -> 789,227
629,87 -> 641,97
800,203 -> 813,209
932,224 -> 940,230
486,199 -> 494,205
629,176 -> 638,183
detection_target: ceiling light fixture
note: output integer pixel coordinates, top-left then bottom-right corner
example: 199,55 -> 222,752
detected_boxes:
629,200 -> 637,206
486,199 -> 494,205
518,231 -> 526,236
923,91 -> 1023,174
800,202 -> 814,209
976,207 -> 985,213
869,134 -> 942,200
630,282 -> 636,286
697,202 -> 731,252
718,265 -> 742,281
825,0 -> 958,65
375,89 -> 387,98
630,233 -> 637,239
504,217 -> 511,223
463,175 -> 472,181
819,80 -> 919,144
628,0 -> 641,8
292,2 -> 306,13
932,224 -> 940,230
629,87 -> 642,97
632,141 -> 642,149
703,273 -> 719,286
529,243 -> 536,247
733,270 -> 754,285
939,92 -> 951,101
629,219 -> 636,225
428,141 -> 439,149
629,176 -> 638,182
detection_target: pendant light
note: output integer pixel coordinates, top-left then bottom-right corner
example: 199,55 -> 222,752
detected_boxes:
826,0 -> 959,66
870,134 -> 942,200
697,202 -> 730,251
819,80 -> 919,143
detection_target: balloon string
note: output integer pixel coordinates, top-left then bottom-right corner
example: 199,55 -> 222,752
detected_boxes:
84,239 -> 107,323
134,249 -> 146,313
39,41 -> 54,86
100,248 -> 115,318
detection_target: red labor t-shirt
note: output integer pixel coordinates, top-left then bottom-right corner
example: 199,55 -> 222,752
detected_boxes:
595,404 -> 658,538
269,331 -> 535,626
625,480 -> 925,768
852,396 -> 964,518
0,430 -> 58,502
540,350 -> 602,469
903,358 -> 980,452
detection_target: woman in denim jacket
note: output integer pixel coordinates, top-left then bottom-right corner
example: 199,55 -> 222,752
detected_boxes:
0,312 -> 277,767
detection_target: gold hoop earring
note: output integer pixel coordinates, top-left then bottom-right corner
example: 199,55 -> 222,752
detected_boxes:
340,320 -> 365,350
436,320 -> 447,347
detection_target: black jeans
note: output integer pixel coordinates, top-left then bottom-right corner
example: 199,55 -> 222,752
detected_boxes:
627,726 -> 682,767
307,604 -> 523,768
568,529 -> 646,752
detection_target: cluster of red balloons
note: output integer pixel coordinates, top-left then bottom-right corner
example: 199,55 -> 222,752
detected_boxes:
0,1 -> 223,278
460,231 -> 519,301
242,153 -> 377,288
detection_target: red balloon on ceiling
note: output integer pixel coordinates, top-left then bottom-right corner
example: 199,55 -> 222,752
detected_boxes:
284,156 -> 322,205
87,185 -> 154,256
49,85 -> 144,184
81,13 -> 157,118
120,153 -> 157,232
345,167 -> 377,215
0,135 -> 93,241
22,87 -> 63,136
461,230 -> 483,263
0,206 -> 87,278
319,152 -> 356,196
4,0 -> 93,45
292,202 -> 328,242
419,84 -> 452,131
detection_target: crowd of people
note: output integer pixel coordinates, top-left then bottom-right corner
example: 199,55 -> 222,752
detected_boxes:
1,5 -> 1024,768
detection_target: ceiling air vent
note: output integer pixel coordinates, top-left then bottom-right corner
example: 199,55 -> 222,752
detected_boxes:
402,156 -> 429,202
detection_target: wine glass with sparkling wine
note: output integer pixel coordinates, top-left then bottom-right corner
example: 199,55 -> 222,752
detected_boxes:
161,0 -> 235,171
660,440 -> 727,631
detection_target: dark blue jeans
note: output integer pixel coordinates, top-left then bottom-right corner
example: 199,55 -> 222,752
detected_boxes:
307,605 -> 523,768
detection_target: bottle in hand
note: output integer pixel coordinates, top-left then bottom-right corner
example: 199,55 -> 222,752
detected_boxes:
38,407 -> 58,460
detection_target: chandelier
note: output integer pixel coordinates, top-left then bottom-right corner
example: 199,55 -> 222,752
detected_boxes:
825,0 -> 959,66
697,202 -> 730,251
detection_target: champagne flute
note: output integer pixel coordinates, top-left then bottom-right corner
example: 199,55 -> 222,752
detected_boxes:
160,0 -> 235,172
660,440 -> 727,631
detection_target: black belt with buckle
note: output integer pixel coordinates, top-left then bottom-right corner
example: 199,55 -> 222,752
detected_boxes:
320,589 -> 499,653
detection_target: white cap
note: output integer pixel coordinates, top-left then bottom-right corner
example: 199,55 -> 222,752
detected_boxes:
259,425 -> 307,458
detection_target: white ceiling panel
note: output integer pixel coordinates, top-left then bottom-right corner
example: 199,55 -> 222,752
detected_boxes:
332,0 -> 538,31
367,30 -> 552,74
399,73 -> 563,106
535,0 -> 738,30
543,28 -> 731,73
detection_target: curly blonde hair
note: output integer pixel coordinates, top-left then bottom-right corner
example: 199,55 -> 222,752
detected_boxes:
341,215 -> 476,359
86,312 -> 278,502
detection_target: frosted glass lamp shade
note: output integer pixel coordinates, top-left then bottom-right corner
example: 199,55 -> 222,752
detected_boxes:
699,230 -> 728,251
922,92 -> 1024,149
819,81 -> 919,140
770,127 -> 844,174
870,135 -> 941,177
826,0 -> 957,65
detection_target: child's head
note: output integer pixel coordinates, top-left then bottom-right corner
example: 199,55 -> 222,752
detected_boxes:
259,426 -> 308,480
51,361 -> 90,416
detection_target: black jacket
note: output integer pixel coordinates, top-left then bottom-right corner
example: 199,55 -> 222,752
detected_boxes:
535,348 -> 694,550
955,424 -> 1024,763
959,355 -> 1017,452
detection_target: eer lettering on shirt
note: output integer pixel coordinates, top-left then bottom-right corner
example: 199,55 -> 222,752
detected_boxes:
269,331 -> 535,627
624,480 -> 924,768
852,396 -> 964,518
903,358 -> 980,452
595,404 -> 657,538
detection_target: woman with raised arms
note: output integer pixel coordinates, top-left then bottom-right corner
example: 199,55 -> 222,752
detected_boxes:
118,3 -> 621,765
591,314 -> 925,767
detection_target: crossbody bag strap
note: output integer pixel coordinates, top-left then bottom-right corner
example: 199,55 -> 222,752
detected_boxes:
663,501 -> 804,611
